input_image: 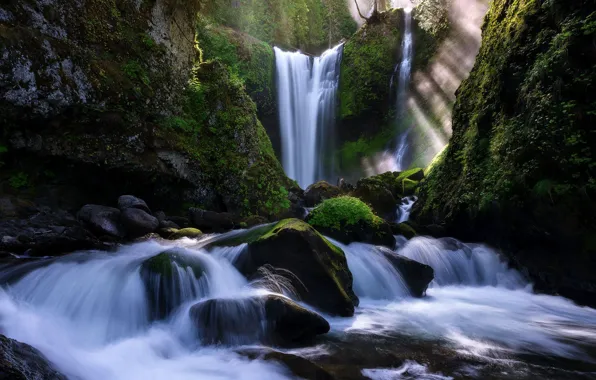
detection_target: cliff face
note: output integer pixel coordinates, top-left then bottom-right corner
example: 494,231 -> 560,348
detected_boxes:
0,0 -> 291,217
415,0 -> 596,304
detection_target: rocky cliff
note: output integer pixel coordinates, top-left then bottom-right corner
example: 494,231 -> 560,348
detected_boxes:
415,0 -> 596,305
0,0 -> 292,217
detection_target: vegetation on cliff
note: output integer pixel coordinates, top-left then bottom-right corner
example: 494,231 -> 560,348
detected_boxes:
416,0 -> 596,302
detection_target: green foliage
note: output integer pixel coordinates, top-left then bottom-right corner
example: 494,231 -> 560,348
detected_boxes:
9,172 -> 28,189
418,1 -> 596,242
308,196 -> 382,230
339,127 -> 398,168
339,10 -> 402,119
196,17 -> 275,113
122,60 -> 150,86
199,0 -> 356,51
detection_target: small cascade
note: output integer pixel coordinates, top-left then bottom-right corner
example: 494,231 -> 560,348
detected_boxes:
397,237 -> 526,288
330,238 -> 411,300
275,44 -> 343,188
396,195 -> 417,223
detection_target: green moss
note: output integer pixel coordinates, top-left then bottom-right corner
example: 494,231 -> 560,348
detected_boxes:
393,222 -> 417,239
339,10 -> 402,120
8,172 -> 28,189
308,196 -> 383,231
169,228 -> 203,239
143,251 -> 204,279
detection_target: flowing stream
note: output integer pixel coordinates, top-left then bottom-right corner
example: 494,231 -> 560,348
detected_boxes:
0,225 -> 595,379
275,45 -> 343,188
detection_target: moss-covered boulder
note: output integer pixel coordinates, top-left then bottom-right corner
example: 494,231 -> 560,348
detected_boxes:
415,0 -> 596,306
304,181 -> 342,207
390,222 -> 417,240
212,219 -> 358,316
307,197 -> 395,248
190,295 -> 330,345
140,248 -> 205,320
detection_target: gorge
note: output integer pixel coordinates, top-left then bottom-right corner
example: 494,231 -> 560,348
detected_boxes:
0,0 -> 595,379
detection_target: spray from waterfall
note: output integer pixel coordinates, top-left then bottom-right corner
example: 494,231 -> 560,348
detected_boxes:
275,45 -> 343,188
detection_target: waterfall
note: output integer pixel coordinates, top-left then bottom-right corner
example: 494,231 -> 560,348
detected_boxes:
393,8 -> 413,171
275,45 -> 343,188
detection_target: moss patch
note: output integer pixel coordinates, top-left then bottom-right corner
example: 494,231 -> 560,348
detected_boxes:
308,196 -> 382,231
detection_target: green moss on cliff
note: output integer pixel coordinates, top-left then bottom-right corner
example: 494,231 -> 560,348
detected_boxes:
158,60 -> 292,217
417,0 -> 596,299
196,16 -> 275,116
339,9 -> 402,120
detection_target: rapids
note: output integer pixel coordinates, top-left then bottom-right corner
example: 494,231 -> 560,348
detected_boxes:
0,227 -> 594,379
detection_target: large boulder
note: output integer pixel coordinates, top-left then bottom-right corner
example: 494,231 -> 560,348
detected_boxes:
0,334 -> 67,379
304,181 -> 342,207
307,197 -> 395,248
378,247 -> 434,297
140,249 -> 205,320
117,195 -> 151,214
121,208 -> 159,238
213,219 -> 358,316
189,295 -> 330,345
189,208 -> 235,232
77,204 -> 125,238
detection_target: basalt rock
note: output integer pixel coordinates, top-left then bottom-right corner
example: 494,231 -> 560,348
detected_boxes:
304,181 -> 342,207
188,208 -> 236,232
378,247 -> 434,297
117,195 -> 151,214
121,208 -> 159,239
190,295 -> 330,345
212,219 -> 358,317
0,334 -> 67,380
77,205 -> 125,239
238,348 -> 335,380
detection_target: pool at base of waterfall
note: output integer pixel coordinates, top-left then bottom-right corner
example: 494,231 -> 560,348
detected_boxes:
0,231 -> 595,380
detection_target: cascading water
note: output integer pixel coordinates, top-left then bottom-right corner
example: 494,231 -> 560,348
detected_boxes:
396,195 -> 417,223
391,7 -> 414,171
0,228 -> 595,379
275,45 -> 343,188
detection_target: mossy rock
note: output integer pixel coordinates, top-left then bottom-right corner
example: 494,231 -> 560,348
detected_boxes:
140,249 -> 205,320
351,177 -> 398,218
304,181 -> 342,207
210,219 -> 358,316
168,228 -> 203,240
390,222 -> 417,240
307,197 -> 396,248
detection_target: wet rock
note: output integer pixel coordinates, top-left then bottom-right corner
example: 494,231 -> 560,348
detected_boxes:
188,208 -> 235,232
243,215 -> 268,228
190,295 -> 330,345
0,333 -> 67,379
304,181 -> 342,207
378,247 -> 434,297
352,177 -> 398,219
238,348 -> 335,380
140,248 -> 205,320
121,208 -> 159,238
214,219 -> 358,316
390,222 -> 417,239
167,228 -> 203,240
117,195 -> 151,214
159,220 -> 180,229
77,204 -> 125,238
165,216 -> 190,228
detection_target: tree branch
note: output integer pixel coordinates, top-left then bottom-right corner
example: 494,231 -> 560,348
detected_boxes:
353,0 -> 368,20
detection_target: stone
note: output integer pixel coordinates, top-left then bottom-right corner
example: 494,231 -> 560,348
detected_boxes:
188,208 -> 235,232
77,204 -> 125,238
117,195 -> 151,214
189,295 -> 330,345
121,208 -> 159,239
378,247 -> 434,297
0,334 -> 67,379
304,181 -> 342,207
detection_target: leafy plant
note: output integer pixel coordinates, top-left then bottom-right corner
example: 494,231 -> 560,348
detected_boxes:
9,172 -> 29,189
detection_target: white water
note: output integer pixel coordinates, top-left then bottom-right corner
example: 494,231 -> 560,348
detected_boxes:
396,195 -> 417,223
275,44 -> 343,188
0,230 -> 595,378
